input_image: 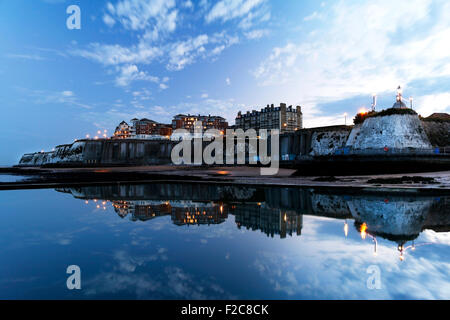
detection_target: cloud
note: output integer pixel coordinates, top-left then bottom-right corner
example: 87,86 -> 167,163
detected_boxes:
415,92 -> 450,116
303,11 -> 321,22
104,0 -> 177,37
115,64 -> 159,86
17,87 -> 92,109
73,42 -> 163,66
167,34 -> 209,71
244,28 -> 269,39
206,0 -> 266,24
5,53 -> 46,61
253,0 -> 450,122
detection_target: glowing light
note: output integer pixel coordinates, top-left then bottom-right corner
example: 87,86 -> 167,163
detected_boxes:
344,221 -> 349,237
360,223 -> 367,240
283,213 -> 287,222
220,205 -> 223,213
97,130 -> 101,135
359,108 -> 368,115
86,134 -> 90,138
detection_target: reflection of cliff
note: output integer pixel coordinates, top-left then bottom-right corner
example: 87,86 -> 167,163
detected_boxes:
347,196 -> 433,241
56,183 -> 450,242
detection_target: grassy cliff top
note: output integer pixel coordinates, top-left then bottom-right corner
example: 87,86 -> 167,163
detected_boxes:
354,108 -> 417,124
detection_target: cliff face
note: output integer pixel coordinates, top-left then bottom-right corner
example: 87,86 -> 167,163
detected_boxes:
19,141 -> 86,166
18,139 -> 174,167
309,130 -> 350,156
422,120 -> 450,147
347,114 -> 432,150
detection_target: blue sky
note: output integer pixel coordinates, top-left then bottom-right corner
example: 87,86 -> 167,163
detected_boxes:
1,0 -> 450,164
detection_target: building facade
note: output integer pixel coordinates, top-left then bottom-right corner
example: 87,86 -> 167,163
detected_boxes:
113,121 -> 132,139
172,114 -> 228,133
235,103 -> 303,133
113,118 -> 172,139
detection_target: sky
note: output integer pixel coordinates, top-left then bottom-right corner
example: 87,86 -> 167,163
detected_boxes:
1,0 -> 450,164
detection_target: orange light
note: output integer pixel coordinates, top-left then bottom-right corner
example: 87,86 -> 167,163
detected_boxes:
359,108 -> 368,115
360,223 -> 367,240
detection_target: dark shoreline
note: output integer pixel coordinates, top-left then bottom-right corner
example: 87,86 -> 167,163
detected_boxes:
1,165 -> 450,194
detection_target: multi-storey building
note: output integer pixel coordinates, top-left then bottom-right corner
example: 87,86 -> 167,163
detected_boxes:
235,103 -> 303,133
113,121 -> 132,139
130,118 -> 172,137
113,118 -> 172,139
172,114 -> 228,133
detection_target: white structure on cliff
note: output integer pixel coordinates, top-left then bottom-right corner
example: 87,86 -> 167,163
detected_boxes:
346,87 -> 432,150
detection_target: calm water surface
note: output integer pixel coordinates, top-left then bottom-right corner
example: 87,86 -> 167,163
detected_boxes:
0,183 -> 449,299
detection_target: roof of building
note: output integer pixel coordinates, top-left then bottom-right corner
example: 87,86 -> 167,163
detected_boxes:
392,100 -> 408,109
426,113 -> 450,120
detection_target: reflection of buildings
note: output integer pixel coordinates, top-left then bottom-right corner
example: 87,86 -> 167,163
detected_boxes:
232,203 -> 303,238
111,199 -> 301,238
112,200 -> 228,225
59,184 -> 450,246
172,204 -> 228,226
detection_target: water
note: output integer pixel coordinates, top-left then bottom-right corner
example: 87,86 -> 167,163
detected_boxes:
0,174 -> 27,182
0,183 -> 449,299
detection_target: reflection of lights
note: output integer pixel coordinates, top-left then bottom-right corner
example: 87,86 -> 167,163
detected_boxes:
344,220 -> 348,237
398,241 -> 432,261
220,205 -> 223,213
284,213 -> 287,222
360,223 -> 367,240
85,200 -> 88,204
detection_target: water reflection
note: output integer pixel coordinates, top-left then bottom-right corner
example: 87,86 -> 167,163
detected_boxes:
56,184 -> 450,261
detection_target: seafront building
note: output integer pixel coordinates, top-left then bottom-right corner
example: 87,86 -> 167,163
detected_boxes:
235,103 -> 303,133
172,114 -> 228,133
113,118 -> 172,140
